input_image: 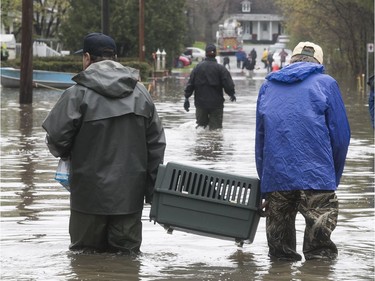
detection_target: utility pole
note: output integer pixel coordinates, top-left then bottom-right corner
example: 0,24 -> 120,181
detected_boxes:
20,0 -> 33,104
102,0 -> 109,35
139,0 -> 145,61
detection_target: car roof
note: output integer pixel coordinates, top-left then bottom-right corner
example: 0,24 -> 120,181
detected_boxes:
186,47 -> 205,51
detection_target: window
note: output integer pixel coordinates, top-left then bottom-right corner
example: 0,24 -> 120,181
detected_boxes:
262,22 -> 268,31
241,1 -> 251,13
243,22 -> 252,34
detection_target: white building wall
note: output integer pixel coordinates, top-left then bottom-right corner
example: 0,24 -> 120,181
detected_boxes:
222,13 -> 284,43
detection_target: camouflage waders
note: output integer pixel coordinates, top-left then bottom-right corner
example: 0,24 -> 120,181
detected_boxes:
265,190 -> 338,261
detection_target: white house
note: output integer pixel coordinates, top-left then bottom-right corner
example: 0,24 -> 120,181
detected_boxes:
224,0 -> 285,43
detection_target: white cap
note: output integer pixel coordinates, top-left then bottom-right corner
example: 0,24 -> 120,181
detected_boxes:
292,41 -> 323,64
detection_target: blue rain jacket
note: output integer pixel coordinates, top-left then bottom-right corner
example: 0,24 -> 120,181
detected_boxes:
255,62 -> 350,197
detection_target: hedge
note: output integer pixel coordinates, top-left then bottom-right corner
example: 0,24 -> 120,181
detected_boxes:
1,56 -> 153,81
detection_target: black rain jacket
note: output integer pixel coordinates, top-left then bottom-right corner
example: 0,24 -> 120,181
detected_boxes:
42,60 -> 166,215
184,57 -> 235,109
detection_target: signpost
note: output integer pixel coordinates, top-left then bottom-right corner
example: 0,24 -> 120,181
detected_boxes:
367,43 -> 374,92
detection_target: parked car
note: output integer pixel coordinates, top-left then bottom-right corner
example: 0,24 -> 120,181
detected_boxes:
184,47 -> 205,62
277,35 -> 290,44
271,48 -> 292,67
175,54 -> 192,68
269,42 -> 287,51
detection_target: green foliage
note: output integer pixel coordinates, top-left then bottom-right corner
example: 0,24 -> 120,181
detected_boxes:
4,0 -> 191,73
59,0 -> 102,53
275,0 -> 374,78
2,56 -> 81,73
59,0 -> 187,69
110,0 -> 138,57
1,0 -> 22,38
193,42 -> 206,49
1,56 -> 152,81
2,0 -> 69,40
117,59 -> 153,81
144,0 -> 187,66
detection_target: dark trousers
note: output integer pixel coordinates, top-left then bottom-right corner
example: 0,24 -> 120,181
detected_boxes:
265,190 -> 338,261
195,107 -> 223,130
237,60 -> 241,68
69,209 -> 143,253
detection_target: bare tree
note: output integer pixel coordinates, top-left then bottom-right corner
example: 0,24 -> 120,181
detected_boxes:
34,0 -> 69,38
186,0 -> 230,43
276,0 -> 374,77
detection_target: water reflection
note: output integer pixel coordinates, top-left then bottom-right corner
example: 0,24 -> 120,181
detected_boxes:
0,76 -> 374,281
68,252 -> 141,281
193,129 -> 224,161
17,104 -> 39,221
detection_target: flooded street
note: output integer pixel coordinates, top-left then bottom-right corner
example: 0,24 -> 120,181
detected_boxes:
1,74 -> 374,281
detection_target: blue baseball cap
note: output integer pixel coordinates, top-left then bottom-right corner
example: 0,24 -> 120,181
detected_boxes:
75,33 -> 117,57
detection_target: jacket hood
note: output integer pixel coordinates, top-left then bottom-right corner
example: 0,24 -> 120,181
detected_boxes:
266,62 -> 325,84
72,60 -> 139,98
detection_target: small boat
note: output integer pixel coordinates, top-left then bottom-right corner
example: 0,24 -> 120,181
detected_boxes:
0,67 -> 76,89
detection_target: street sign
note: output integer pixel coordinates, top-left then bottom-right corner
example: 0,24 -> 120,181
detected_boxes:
368,43 -> 374,53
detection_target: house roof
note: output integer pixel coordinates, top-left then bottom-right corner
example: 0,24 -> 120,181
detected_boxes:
229,0 -> 280,14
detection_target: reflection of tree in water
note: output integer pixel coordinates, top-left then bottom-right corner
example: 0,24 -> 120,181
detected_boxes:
16,104 -> 39,221
193,130 -> 224,161
152,77 -> 190,103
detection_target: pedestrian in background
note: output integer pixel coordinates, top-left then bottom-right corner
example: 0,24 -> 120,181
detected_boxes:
42,33 -> 166,254
368,75 -> 374,128
255,41 -> 350,261
266,51 -> 274,73
242,54 -> 255,76
235,48 -> 246,69
261,48 -> 268,68
250,48 -> 257,66
1,43 -> 9,61
223,56 -> 230,70
279,48 -> 289,68
184,43 -> 236,130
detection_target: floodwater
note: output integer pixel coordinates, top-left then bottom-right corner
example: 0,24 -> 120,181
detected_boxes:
1,72 -> 374,281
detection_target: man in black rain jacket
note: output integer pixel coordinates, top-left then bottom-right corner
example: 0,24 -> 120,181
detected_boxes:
184,43 -> 236,130
42,33 -> 166,253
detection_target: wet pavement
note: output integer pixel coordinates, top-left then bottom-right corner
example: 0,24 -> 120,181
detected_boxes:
0,73 -> 374,280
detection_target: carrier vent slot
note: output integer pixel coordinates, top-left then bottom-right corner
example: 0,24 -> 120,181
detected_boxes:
168,169 -> 253,206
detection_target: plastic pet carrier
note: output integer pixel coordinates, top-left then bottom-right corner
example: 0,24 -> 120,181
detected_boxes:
149,162 -> 261,244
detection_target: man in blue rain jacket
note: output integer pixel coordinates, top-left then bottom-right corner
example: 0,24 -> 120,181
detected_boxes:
255,42 -> 350,261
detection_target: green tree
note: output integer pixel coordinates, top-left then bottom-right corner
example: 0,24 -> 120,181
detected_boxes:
59,0 -> 102,52
144,0 -> 187,64
1,0 -> 69,42
60,0 -> 187,66
1,0 -> 22,39
275,0 -> 374,78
